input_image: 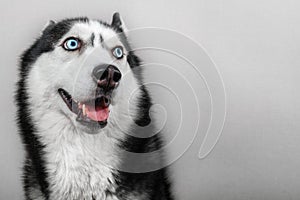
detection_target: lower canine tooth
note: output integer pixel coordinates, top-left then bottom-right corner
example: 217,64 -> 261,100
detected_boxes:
82,104 -> 86,116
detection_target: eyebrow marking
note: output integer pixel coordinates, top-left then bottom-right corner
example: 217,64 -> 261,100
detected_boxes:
90,33 -> 95,46
99,34 -> 104,44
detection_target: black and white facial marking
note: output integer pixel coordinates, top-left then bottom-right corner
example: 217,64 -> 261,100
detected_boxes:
16,13 -> 173,200
27,15 -> 141,133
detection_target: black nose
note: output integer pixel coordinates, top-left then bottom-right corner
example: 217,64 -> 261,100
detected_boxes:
92,64 -> 122,90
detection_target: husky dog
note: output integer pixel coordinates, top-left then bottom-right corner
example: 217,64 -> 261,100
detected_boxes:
15,13 -> 173,200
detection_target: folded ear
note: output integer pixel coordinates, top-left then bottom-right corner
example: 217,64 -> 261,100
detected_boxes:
111,12 -> 127,33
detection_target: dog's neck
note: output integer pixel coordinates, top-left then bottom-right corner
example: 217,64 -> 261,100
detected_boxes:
32,107 -> 123,199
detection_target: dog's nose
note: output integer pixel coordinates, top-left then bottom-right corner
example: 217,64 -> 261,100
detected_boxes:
92,64 -> 122,89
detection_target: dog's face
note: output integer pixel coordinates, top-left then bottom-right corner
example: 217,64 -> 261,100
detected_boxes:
26,14 -> 142,134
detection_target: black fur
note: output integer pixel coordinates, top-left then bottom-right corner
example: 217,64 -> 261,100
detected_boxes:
16,15 -> 173,200
112,14 -> 174,199
115,86 -> 173,199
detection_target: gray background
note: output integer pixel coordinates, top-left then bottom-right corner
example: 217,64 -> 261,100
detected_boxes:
1,0 -> 300,199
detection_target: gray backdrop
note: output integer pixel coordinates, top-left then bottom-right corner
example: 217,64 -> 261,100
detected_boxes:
1,0 -> 300,199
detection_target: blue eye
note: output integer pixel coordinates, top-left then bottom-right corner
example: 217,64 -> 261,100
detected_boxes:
63,37 -> 81,51
113,46 -> 124,59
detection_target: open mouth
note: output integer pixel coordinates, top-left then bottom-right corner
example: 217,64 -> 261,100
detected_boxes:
58,88 -> 110,127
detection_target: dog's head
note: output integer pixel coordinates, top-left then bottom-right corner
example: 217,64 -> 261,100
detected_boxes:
23,13 -> 144,134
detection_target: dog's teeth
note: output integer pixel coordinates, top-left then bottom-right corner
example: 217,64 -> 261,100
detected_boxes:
82,104 -> 86,116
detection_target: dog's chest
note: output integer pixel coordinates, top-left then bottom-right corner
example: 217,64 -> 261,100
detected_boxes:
42,126 -> 120,200
51,162 -> 115,200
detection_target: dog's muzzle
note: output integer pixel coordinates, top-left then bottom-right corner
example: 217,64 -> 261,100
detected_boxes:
58,64 -> 122,128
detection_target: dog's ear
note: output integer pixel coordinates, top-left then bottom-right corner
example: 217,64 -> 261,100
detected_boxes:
111,12 -> 127,33
41,20 -> 56,35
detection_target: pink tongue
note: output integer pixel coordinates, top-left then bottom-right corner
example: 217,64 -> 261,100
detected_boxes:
85,106 -> 109,122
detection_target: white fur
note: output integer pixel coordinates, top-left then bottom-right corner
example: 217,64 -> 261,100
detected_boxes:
26,20 -> 141,200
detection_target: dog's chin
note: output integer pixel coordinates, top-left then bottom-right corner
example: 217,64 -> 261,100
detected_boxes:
74,119 -> 108,134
